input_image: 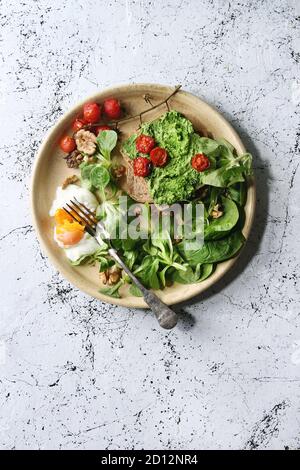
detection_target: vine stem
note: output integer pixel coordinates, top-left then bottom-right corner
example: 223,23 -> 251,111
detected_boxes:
87,84 -> 182,129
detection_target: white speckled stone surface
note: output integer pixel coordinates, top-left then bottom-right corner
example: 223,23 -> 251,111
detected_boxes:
0,0 -> 299,450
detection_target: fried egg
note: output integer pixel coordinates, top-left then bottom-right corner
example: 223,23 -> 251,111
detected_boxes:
50,184 -> 98,216
54,230 -> 99,262
50,185 -> 99,262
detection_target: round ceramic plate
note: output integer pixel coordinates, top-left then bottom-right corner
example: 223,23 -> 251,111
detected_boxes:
31,83 -> 255,308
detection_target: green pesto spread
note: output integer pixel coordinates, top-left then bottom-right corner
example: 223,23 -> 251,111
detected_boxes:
122,111 -> 219,204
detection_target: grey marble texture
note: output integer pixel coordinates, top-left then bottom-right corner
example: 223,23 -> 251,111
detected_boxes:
0,0 -> 299,450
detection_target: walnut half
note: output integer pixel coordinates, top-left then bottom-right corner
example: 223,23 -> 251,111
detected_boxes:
62,175 -> 79,189
75,129 -> 97,155
64,149 -> 84,168
99,266 -> 122,286
211,204 -> 223,219
112,164 -> 126,179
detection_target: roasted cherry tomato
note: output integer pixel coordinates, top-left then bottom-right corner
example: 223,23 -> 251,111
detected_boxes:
191,153 -> 210,172
133,156 -> 152,177
103,98 -> 122,119
150,147 -> 168,167
59,135 -> 76,153
72,117 -> 87,132
95,125 -> 112,134
135,134 -> 156,154
83,102 -> 101,123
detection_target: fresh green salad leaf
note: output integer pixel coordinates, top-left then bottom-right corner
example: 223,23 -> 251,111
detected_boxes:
198,263 -> 214,281
201,153 -> 252,188
70,254 -> 96,266
172,264 -> 202,284
190,135 -> 220,159
227,182 -> 247,206
134,256 -> 161,290
201,165 -> 244,187
178,230 -> 245,266
97,130 -> 118,160
159,265 -> 173,288
129,284 -> 143,297
80,162 -> 94,180
97,256 -> 114,272
149,230 -> 188,272
206,187 -> 222,215
123,250 -> 138,270
90,165 -> 110,190
216,138 -> 237,166
69,247 -> 108,266
172,263 -> 214,284
100,280 -> 123,298
205,197 -> 239,240
79,130 -> 118,200
79,162 -> 95,190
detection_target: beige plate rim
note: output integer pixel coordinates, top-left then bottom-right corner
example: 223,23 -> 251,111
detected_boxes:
30,83 -> 256,308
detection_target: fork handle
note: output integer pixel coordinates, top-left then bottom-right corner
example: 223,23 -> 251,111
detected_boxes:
108,248 -> 178,329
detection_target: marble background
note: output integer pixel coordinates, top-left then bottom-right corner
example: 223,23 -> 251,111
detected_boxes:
0,0 -> 299,450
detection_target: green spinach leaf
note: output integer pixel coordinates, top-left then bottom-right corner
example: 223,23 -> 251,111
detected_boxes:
227,182 -> 247,206
178,230 -> 245,266
198,263 -> 214,281
205,197 -> 239,240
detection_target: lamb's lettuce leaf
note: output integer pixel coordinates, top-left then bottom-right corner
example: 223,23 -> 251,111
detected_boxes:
201,153 -> 252,188
97,130 -> 118,160
90,165 -> 110,190
100,279 -> 124,298
129,284 -> 143,297
69,247 -> 108,266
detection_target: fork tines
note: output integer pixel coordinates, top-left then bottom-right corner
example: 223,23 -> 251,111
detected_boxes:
63,198 -> 98,236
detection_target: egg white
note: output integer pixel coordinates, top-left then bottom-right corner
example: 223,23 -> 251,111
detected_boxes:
49,184 -> 98,216
54,229 -> 99,262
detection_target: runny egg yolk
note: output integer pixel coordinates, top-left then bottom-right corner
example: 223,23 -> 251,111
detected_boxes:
55,208 -> 85,246
54,208 -> 74,225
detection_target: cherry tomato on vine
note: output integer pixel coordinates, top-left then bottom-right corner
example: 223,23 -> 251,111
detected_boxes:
150,147 -> 168,167
59,135 -> 76,153
83,102 -> 101,123
103,98 -> 122,119
72,117 -> 87,132
135,134 -> 156,154
191,153 -> 210,172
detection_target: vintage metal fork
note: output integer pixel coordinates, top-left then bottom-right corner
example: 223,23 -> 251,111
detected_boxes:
63,198 -> 178,329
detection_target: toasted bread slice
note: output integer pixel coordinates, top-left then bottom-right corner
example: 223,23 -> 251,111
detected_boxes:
121,150 -> 153,203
